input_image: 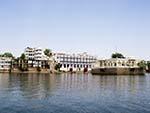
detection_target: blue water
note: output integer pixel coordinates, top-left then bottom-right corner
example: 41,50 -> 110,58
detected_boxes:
0,73 -> 150,113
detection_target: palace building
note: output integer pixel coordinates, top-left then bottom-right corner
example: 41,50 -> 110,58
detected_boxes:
54,52 -> 97,72
94,58 -> 141,68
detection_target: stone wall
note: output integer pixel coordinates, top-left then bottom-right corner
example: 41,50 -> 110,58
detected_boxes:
0,69 -> 10,73
91,67 -> 145,75
10,68 -> 51,74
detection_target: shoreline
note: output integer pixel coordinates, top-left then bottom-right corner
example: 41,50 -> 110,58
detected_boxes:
0,69 -> 90,75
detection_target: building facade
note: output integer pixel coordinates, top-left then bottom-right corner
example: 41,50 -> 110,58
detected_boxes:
24,47 -> 53,68
91,58 -> 145,75
54,52 -> 97,72
0,57 -> 12,71
94,58 -> 141,68
25,47 -> 45,61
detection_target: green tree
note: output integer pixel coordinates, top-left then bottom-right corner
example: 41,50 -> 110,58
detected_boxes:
55,63 -> 62,71
111,53 -> 125,58
146,61 -> 150,72
3,52 -> 14,58
138,61 -> 146,69
20,53 -> 26,60
19,53 -> 28,71
147,61 -> 150,68
44,49 -> 52,57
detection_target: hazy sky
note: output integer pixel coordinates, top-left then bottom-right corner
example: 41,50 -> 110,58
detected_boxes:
0,0 -> 150,59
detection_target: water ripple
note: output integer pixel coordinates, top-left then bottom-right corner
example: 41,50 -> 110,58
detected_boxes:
0,73 -> 150,113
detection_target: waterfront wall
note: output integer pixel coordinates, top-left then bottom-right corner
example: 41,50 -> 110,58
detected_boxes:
0,69 -> 10,73
10,68 -> 52,74
91,67 -> 145,75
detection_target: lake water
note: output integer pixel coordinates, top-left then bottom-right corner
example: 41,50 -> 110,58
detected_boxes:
0,73 -> 150,113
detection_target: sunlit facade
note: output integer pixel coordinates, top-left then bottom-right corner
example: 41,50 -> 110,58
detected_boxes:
0,57 -> 12,71
54,52 -> 97,72
94,58 -> 141,68
24,47 -> 51,67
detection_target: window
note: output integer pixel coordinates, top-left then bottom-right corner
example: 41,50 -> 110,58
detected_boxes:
67,64 -> 69,68
64,64 -> 66,68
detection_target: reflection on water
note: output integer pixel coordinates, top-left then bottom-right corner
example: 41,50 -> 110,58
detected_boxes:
0,73 -> 150,113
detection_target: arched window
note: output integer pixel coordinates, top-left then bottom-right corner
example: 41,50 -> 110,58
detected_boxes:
64,64 -> 66,68
67,64 -> 69,68
122,63 -> 125,66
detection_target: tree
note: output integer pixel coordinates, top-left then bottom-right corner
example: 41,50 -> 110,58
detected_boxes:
147,61 -> 150,68
44,49 -> 52,57
111,53 -> 125,59
138,61 -> 146,69
3,52 -> 14,58
20,53 -> 26,60
146,61 -> 150,72
19,53 -> 28,71
55,63 -> 62,71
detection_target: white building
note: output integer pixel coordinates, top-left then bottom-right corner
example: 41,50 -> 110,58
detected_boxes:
94,58 -> 142,68
24,47 -> 52,67
25,47 -> 45,60
54,52 -> 97,72
0,57 -> 12,71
